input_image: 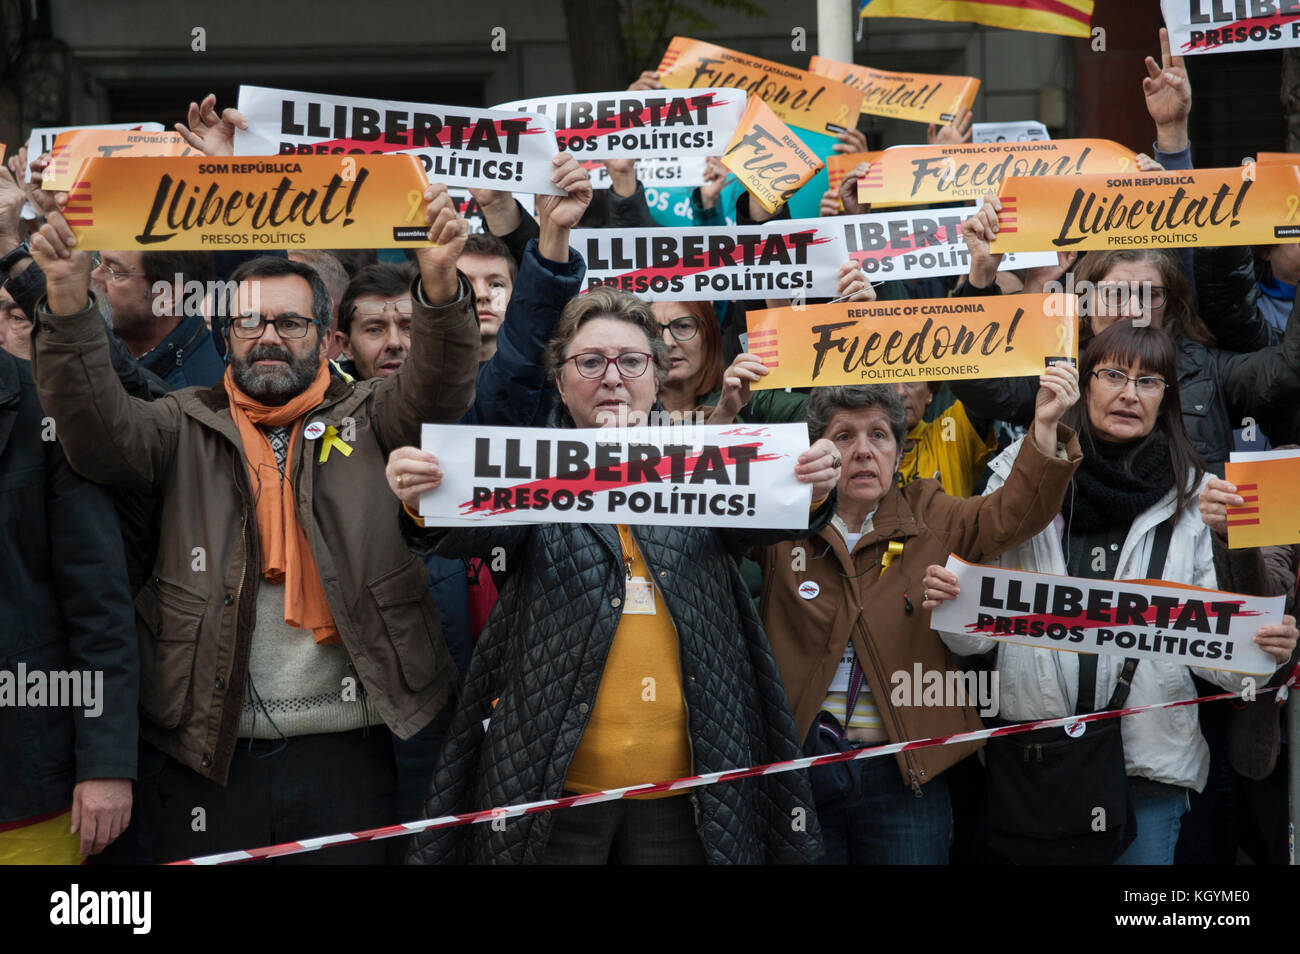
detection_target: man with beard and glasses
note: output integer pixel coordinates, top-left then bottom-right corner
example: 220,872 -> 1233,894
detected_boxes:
28,185 -> 480,864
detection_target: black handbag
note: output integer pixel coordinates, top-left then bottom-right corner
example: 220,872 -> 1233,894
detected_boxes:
804,659 -> 866,809
983,516 -> 1174,865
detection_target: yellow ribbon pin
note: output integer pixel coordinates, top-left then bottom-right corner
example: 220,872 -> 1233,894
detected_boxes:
879,540 -> 904,577
317,425 -> 353,464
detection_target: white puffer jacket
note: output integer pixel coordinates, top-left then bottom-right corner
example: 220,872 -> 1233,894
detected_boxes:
938,437 -> 1265,792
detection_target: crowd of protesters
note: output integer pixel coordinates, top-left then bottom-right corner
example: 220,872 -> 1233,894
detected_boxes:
4,25 -> 1300,867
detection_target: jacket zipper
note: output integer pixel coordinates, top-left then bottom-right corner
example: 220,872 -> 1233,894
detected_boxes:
853,613 -> 924,798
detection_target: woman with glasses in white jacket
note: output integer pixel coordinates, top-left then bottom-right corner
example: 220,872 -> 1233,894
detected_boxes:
923,322 -> 1297,865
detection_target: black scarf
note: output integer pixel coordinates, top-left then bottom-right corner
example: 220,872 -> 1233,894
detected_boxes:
1067,430 -> 1176,532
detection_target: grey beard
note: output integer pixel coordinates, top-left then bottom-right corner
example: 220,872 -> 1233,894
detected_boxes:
230,343 -> 322,405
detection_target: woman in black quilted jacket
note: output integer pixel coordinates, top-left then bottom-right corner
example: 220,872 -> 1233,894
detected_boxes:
386,286 -> 841,864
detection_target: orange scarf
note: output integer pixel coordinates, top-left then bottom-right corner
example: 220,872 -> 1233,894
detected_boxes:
224,360 -> 339,645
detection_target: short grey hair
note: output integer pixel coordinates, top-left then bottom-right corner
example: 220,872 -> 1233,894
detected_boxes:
805,385 -> 908,449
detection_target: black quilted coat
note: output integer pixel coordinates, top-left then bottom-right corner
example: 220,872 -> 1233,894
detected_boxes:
406,423 -> 831,864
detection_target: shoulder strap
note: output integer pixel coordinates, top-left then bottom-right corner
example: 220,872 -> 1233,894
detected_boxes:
1101,514 -> 1177,711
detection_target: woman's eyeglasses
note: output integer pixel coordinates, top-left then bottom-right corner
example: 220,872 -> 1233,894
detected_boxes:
1090,367 -> 1167,396
566,352 -> 653,379
657,316 -> 699,342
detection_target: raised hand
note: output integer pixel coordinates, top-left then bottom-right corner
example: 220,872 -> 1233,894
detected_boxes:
1144,27 -> 1190,152
28,209 -> 93,314
707,352 -> 769,424
175,93 -> 248,156
415,184 -> 470,305
961,195 -> 1004,288
928,107 -> 973,146
1032,360 -> 1080,455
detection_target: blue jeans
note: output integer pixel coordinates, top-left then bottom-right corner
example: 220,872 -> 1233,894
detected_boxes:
815,755 -> 952,864
1115,791 -> 1188,865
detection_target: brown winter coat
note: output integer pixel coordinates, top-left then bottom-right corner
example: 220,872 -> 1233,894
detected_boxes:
757,424 -> 1082,790
31,276 -> 479,784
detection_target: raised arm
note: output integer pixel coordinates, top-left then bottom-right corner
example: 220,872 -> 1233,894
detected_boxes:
29,211 -> 182,493
370,184 -> 482,455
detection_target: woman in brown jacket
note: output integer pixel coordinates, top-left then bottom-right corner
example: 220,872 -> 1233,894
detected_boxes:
756,363 -> 1083,863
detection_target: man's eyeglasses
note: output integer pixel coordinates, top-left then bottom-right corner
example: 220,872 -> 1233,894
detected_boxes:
1094,282 -> 1168,309
229,314 -> 314,339
657,316 -> 699,342
566,351 -> 653,379
1091,367 -> 1168,396
352,298 -> 414,319
91,255 -> 146,282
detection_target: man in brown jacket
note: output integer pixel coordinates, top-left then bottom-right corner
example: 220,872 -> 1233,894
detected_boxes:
757,373 -> 1082,863
28,188 -> 479,863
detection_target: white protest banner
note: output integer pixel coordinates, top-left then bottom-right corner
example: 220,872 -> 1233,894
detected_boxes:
931,555 -> 1283,676
1162,0 -> 1300,55
580,155 -> 707,190
573,219 -> 846,301
493,88 -> 745,160
972,121 -> 1050,143
840,205 -> 1056,281
233,85 -> 563,195
419,422 -> 812,528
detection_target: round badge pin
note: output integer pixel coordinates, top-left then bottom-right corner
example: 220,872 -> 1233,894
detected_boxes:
797,580 -> 820,600
1063,720 -> 1086,738
303,421 -> 326,440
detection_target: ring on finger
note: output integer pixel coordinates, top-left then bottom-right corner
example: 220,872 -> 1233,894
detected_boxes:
398,473 -> 406,489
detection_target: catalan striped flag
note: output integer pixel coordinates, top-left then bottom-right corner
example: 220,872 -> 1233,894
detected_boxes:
859,0 -> 1094,39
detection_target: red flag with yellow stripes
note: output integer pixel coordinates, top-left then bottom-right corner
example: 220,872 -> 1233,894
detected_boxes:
859,0 -> 1094,39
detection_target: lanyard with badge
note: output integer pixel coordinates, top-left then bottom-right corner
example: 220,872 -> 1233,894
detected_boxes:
621,534 -> 657,615
827,540 -> 904,705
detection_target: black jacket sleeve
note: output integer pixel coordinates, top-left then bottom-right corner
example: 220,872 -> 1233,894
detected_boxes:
1195,244 -> 1272,352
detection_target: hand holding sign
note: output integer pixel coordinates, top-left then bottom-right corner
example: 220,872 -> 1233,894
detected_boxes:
922,563 -> 960,610
417,184 -> 470,305
536,154 -> 594,231
387,446 -> 444,511
1199,476 -> 1242,534
708,353 -> 770,425
795,437 -> 841,502
29,209 -> 92,315
175,93 -> 248,157
1033,361 -> 1079,457
961,194 -> 1003,288
838,161 -> 871,215
1144,28 -> 1191,152
928,107 -> 973,146
26,151 -> 61,216
835,260 -> 874,303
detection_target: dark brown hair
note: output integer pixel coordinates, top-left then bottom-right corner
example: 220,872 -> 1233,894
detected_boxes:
1063,321 -> 1205,518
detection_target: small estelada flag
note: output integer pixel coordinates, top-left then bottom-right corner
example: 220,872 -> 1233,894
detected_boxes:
720,96 -> 823,215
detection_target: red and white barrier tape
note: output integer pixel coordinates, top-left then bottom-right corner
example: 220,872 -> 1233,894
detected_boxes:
170,676 -> 1294,865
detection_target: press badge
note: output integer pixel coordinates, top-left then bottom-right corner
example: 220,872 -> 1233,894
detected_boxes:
828,646 -> 855,692
624,577 -> 657,615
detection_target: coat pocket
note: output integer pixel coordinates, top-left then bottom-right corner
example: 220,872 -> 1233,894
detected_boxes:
134,577 -> 205,730
367,558 -> 441,692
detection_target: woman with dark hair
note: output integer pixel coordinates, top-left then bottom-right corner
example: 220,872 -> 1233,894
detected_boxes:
925,323 -> 1298,865
387,286 -> 843,865
758,364 -> 1084,864
950,199 -> 1300,469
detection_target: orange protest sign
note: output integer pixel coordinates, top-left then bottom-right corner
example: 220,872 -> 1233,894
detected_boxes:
42,130 -> 193,191
807,56 -> 979,125
745,294 -> 1076,389
657,36 -> 864,135
856,139 -> 1137,209
826,151 -> 877,210
989,164 -> 1300,253
64,154 -> 437,251
1224,454 -> 1300,549
721,97 -> 824,215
